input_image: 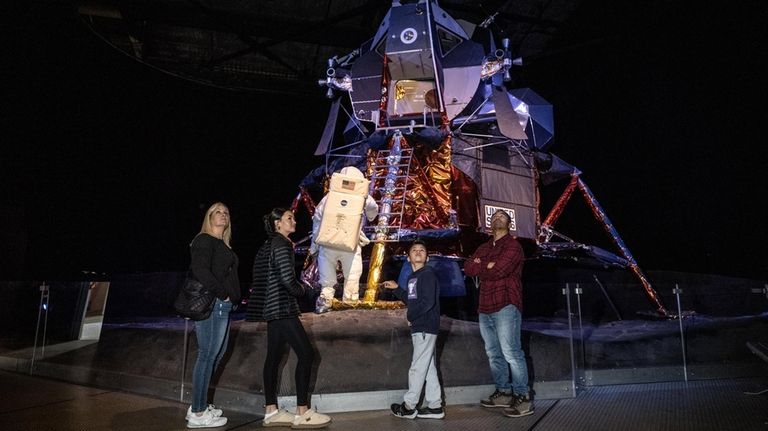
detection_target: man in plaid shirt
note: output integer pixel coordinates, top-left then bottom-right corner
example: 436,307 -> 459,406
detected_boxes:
464,209 -> 533,418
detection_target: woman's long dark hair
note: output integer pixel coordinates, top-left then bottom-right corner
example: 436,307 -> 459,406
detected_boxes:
263,207 -> 289,234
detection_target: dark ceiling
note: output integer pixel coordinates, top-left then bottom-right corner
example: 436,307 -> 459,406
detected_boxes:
75,0 -> 583,93
3,0 -> 766,280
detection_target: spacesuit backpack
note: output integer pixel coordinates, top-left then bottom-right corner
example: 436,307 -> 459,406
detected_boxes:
315,169 -> 370,252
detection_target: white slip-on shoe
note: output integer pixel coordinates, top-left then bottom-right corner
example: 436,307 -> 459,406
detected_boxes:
291,409 -> 332,429
263,409 -> 295,427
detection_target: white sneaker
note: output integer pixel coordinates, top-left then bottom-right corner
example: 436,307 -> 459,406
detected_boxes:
263,409 -> 294,427
186,404 -> 223,420
292,408 -> 331,429
186,409 -> 227,429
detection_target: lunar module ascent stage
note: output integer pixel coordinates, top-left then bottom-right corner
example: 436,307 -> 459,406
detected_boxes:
292,0 -> 669,317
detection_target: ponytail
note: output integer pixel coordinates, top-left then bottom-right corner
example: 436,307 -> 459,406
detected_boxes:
264,207 -> 288,233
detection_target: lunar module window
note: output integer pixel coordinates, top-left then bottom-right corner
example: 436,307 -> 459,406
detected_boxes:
390,79 -> 439,116
437,26 -> 462,57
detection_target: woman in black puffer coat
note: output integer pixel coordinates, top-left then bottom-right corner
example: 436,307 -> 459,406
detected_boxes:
247,208 -> 331,428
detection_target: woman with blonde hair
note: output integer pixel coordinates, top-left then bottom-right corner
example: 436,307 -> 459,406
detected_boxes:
186,202 -> 241,429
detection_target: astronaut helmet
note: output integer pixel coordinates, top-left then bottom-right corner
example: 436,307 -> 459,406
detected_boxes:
339,166 -> 364,179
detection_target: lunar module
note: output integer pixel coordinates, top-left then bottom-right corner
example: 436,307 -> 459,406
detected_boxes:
292,0 -> 668,316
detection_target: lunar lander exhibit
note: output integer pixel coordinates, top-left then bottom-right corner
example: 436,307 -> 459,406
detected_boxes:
292,0 -> 668,317
3,1 -> 767,419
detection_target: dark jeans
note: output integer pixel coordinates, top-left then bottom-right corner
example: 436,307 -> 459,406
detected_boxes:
264,317 -> 314,406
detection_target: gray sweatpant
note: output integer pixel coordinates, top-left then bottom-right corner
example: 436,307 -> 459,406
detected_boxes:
403,332 -> 442,409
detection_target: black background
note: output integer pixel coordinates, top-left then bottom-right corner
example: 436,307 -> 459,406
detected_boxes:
2,1 -> 766,282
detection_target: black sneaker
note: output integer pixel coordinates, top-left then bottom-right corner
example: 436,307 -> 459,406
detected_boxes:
503,394 -> 534,417
480,389 -> 514,408
391,402 -> 417,419
416,406 -> 445,419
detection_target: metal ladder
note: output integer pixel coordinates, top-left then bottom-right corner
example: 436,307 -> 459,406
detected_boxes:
365,143 -> 414,242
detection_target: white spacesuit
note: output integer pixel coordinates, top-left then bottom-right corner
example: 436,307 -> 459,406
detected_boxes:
310,166 -> 378,313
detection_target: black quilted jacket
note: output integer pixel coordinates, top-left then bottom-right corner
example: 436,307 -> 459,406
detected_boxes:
246,233 -> 307,322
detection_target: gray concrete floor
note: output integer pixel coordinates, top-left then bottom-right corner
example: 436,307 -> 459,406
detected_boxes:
2,370 -> 767,431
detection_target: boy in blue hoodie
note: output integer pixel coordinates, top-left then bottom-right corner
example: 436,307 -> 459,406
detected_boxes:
382,239 -> 444,419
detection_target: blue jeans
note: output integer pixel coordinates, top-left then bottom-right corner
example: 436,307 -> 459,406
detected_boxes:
479,304 -> 529,396
191,299 -> 232,412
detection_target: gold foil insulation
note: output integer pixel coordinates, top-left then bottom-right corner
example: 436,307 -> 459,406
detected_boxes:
331,297 -> 405,311
401,135 -> 453,229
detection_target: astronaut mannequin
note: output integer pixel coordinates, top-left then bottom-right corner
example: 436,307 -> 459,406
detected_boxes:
310,166 -> 379,314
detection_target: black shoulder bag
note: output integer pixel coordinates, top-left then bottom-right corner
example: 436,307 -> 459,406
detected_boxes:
174,234 -> 216,320
174,272 -> 216,321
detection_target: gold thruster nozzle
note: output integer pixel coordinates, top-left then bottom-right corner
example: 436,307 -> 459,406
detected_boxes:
363,241 -> 387,303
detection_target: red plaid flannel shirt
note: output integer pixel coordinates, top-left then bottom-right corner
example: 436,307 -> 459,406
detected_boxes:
464,234 -> 524,314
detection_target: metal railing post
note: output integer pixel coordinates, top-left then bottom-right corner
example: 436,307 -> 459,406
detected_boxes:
575,283 -> 585,377
180,318 -> 190,402
31,282 -> 50,374
673,284 -> 688,382
563,283 -> 577,396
